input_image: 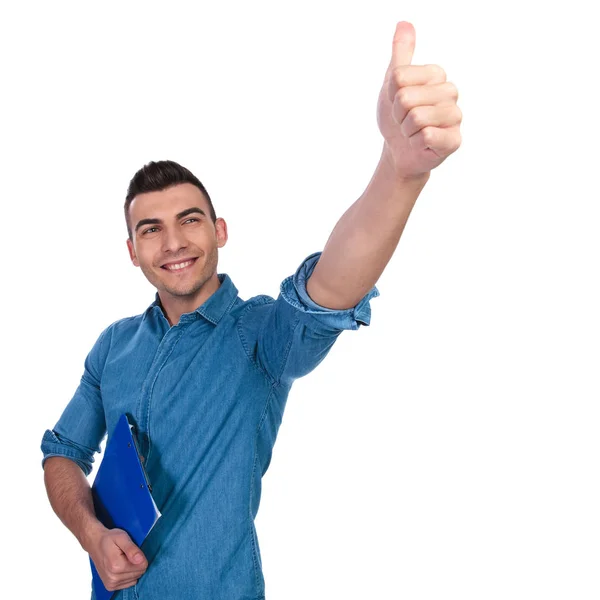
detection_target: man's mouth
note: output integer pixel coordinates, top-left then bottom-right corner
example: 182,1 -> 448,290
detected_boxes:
161,258 -> 198,272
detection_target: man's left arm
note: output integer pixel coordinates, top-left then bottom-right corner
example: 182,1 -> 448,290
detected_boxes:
307,21 -> 462,309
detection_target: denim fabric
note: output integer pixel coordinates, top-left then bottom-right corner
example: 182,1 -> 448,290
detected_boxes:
41,251 -> 379,600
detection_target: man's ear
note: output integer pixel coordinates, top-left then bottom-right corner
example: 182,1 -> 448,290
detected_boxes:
127,238 -> 140,267
215,218 -> 228,248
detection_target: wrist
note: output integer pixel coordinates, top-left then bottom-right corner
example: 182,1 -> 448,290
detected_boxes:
79,519 -> 109,553
381,142 -> 431,186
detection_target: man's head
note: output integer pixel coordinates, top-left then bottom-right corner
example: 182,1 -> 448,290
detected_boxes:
124,160 -> 218,239
125,160 -> 228,302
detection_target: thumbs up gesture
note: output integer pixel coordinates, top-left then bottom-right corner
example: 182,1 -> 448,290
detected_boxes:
377,22 -> 462,179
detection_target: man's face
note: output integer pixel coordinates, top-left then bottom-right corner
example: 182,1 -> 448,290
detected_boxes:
126,183 -> 227,299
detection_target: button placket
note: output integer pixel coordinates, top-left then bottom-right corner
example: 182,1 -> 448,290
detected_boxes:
135,323 -> 187,463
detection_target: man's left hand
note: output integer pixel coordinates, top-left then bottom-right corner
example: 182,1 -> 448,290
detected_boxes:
377,21 -> 462,180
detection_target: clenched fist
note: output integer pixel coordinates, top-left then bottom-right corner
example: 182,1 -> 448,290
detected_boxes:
377,21 -> 462,179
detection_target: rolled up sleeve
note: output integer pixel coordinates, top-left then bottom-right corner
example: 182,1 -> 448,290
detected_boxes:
255,251 -> 380,386
281,251 -> 380,334
40,327 -> 110,476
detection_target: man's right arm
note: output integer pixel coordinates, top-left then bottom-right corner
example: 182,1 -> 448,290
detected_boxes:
43,456 -> 107,552
41,324 -> 148,591
44,456 -> 148,591
41,326 -> 111,529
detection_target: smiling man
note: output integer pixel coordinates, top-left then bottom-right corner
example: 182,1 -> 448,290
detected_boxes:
41,21 -> 461,600
126,181 -> 226,326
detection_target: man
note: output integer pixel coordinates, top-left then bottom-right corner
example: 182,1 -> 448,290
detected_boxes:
41,21 -> 461,599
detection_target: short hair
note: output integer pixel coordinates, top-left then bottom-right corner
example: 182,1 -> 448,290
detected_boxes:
124,160 -> 217,239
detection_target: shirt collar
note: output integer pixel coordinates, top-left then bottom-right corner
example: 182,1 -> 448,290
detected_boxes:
148,273 -> 239,325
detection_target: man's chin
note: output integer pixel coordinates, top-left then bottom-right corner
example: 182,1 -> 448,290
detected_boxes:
162,283 -> 205,298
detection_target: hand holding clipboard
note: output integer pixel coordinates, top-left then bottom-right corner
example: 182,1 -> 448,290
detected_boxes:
88,527 -> 149,595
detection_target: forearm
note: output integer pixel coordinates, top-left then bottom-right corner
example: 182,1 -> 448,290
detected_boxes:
307,142 -> 430,309
44,456 -> 107,552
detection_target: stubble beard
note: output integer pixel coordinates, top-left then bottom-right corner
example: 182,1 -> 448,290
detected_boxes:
144,245 -> 219,299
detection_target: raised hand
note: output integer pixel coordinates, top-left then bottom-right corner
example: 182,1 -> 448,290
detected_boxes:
377,21 -> 462,179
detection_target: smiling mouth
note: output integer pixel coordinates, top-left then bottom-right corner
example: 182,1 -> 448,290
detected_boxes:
161,258 -> 198,272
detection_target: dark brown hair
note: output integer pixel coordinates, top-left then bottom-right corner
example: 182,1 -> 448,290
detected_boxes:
124,160 -> 217,239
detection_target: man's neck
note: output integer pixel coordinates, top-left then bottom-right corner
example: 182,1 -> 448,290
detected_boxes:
158,272 -> 222,327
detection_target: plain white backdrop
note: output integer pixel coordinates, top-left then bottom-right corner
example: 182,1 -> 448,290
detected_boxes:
2,1 -> 599,598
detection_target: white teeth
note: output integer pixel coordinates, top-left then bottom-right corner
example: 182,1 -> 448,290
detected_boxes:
165,259 -> 194,271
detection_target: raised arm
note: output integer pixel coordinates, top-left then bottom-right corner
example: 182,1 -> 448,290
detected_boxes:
307,21 -> 462,310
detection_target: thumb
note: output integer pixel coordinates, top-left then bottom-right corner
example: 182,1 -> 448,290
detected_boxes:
391,21 -> 416,68
114,531 -> 145,564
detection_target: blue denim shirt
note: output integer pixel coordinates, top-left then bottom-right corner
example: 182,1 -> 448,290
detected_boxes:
41,251 -> 379,600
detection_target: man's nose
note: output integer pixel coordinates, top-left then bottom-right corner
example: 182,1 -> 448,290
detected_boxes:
162,227 -> 188,253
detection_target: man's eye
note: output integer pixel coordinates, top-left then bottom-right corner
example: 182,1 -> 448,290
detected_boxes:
183,218 -> 199,224
143,227 -> 159,235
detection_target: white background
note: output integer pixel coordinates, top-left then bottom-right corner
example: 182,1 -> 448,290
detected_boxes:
2,1 -> 599,598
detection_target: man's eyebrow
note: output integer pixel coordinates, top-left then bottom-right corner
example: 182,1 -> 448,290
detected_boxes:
176,207 -> 207,220
134,208 -> 207,233
135,218 -> 162,233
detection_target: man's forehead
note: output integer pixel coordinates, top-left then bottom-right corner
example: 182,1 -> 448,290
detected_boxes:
130,183 -> 209,217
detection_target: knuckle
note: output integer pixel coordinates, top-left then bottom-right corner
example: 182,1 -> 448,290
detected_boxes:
397,88 -> 412,109
115,530 -> 130,543
454,105 -> 463,124
453,132 -> 463,150
428,64 -> 446,81
393,65 -> 409,87
108,560 -> 121,572
105,577 -> 119,591
422,127 -> 435,145
409,107 -> 428,129
445,81 -> 459,99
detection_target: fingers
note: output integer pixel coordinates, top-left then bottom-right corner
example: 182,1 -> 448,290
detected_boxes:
392,64 -> 447,89
408,125 -> 462,157
400,104 -> 463,138
100,553 -> 147,591
106,555 -> 147,576
106,576 -> 141,592
387,61 -> 447,103
101,558 -> 146,591
392,82 -> 459,126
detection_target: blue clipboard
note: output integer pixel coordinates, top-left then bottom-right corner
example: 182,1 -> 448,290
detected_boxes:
90,414 -> 161,600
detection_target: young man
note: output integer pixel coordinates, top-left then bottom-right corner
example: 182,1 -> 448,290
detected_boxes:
41,21 -> 461,599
